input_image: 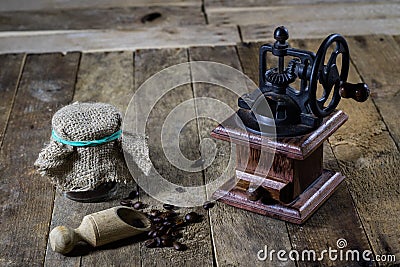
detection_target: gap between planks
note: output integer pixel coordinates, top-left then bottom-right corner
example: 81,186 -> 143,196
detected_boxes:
0,54 -> 25,148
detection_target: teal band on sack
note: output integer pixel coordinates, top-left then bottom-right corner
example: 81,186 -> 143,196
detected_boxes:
52,129 -> 122,147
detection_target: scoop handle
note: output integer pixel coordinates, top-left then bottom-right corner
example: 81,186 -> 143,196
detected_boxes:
49,226 -> 82,254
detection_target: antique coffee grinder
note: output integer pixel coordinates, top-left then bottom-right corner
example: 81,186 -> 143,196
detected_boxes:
211,26 -> 369,224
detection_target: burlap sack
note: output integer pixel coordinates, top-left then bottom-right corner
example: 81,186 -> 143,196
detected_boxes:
35,102 -> 132,191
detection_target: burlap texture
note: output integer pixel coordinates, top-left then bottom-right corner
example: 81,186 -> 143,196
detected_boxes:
35,102 -> 132,191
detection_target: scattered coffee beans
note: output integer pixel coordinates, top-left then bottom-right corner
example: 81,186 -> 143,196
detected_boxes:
202,201 -> 215,210
121,193 -> 203,252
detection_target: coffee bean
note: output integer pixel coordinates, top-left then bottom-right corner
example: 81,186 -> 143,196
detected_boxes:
173,241 -> 186,251
149,209 -> 161,217
152,217 -> 163,223
120,198 -> 132,206
202,201 -> 215,210
160,234 -> 170,240
163,204 -> 174,210
144,239 -> 157,248
133,201 -> 144,210
160,211 -> 176,220
158,225 -> 168,233
163,221 -> 173,227
163,216 -> 176,223
162,239 -> 173,247
166,210 -> 177,217
155,237 -> 162,247
152,231 -> 160,238
171,231 -> 182,238
128,190 -> 139,199
148,230 -> 156,237
175,218 -> 185,227
166,228 -> 173,236
184,212 -> 199,223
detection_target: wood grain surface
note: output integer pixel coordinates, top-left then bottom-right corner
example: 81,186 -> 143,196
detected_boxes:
134,47 -> 214,266
0,6 -> 205,31
0,54 -> 24,145
0,26 -> 240,55
240,19 -> 400,43
0,0 -> 201,12
348,35 -> 400,149
0,53 -> 79,266
333,36 -> 400,264
206,3 -> 400,26
205,0 -> 397,9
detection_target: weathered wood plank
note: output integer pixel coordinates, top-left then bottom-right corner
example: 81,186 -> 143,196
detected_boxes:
288,144 -> 373,266
205,0 -> 397,9
240,19 -> 400,43
43,51 -> 138,267
207,3 -> 400,26
348,35 -> 400,149
0,6 -> 205,31
0,0 -> 201,12
189,45 -> 295,267
0,26 -> 240,55
73,51 -> 134,113
0,53 -> 79,266
330,36 -> 400,264
134,48 -> 214,266
0,54 -> 24,146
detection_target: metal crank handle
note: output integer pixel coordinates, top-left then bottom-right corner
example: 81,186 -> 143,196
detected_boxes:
339,82 -> 370,102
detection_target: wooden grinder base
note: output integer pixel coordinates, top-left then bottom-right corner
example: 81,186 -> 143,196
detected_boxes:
211,110 -> 348,224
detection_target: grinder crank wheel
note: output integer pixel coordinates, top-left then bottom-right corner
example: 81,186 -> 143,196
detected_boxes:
309,34 -> 350,118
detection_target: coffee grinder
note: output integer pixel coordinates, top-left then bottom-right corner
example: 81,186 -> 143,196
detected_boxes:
211,26 -> 369,224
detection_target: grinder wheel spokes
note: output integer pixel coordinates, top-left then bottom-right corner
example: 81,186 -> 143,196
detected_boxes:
309,34 -> 350,117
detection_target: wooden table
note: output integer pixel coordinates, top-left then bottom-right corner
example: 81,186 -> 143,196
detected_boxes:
1,35 -> 399,267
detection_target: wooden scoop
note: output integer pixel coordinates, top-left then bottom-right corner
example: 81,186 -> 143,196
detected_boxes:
49,206 -> 151,254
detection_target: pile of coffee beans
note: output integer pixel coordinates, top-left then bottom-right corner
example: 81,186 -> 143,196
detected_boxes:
120,190 -> 215,251
144,207 -> 188,251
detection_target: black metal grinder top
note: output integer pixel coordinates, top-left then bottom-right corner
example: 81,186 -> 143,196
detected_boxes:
238,26 -> 370,137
